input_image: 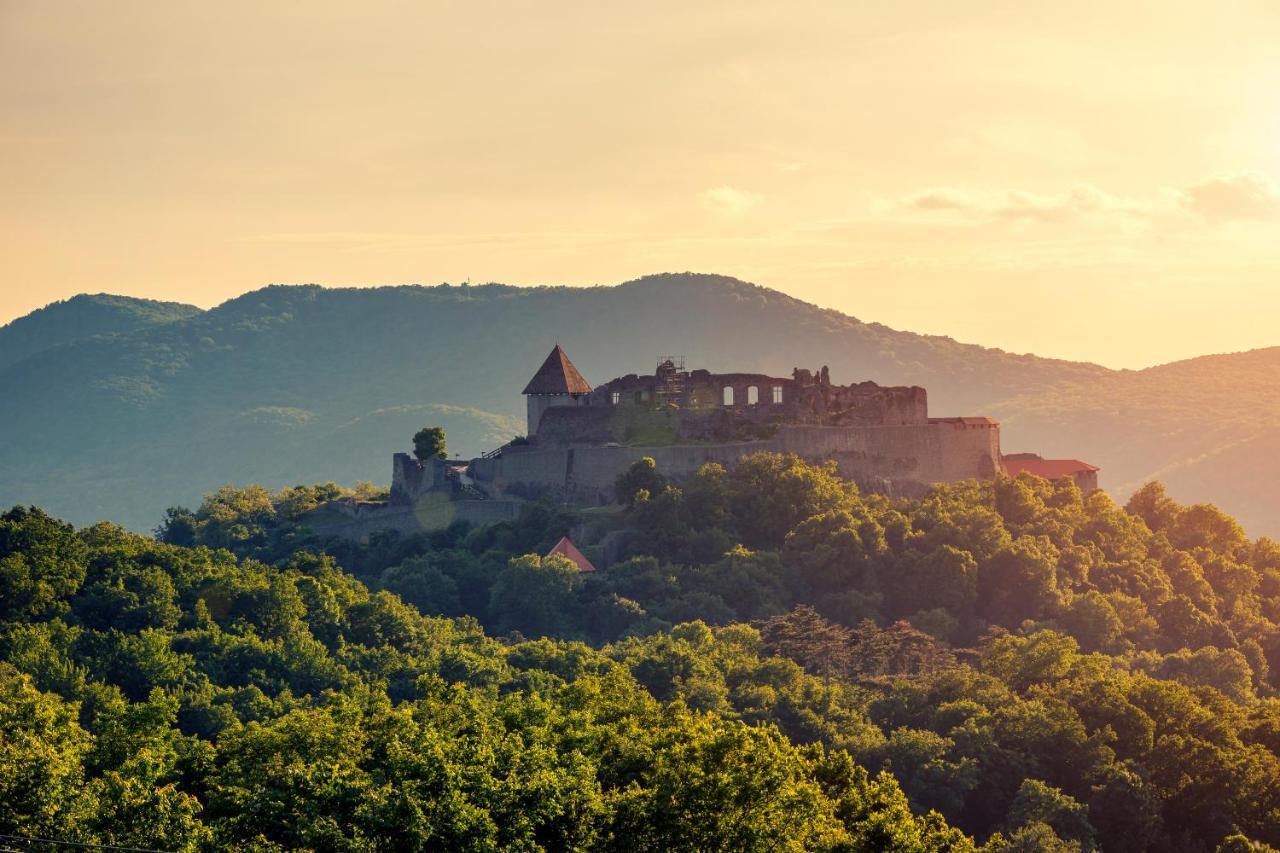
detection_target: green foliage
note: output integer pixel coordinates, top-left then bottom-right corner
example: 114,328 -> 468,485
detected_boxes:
3,451 -> 1280,850
615,456 -> 666,505
0,507 -> 87,621
489,553 -> 584,638
0,506 -> 970,850
413,425 -> 448,461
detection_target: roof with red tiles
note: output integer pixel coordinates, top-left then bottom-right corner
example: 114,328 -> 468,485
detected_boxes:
546,536 -> 597,573
522,345 -> 593,396
1003,455 -> 1099,480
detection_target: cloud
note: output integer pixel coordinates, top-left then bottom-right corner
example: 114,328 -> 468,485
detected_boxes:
700,185 -> 763,216
900,174 -> 1280,229
903,185 -> 1140,223
1179,173 -> 1280,222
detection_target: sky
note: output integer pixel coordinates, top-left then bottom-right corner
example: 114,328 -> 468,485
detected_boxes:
3,1 -> 1280,368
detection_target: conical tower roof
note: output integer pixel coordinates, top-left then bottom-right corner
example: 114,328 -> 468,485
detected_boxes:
522,344 -> 592,395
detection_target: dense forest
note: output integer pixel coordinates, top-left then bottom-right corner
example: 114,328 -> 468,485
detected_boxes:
3,455 -> 1280,850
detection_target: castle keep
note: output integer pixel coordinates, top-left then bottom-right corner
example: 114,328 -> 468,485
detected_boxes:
395,346 -> 1004,508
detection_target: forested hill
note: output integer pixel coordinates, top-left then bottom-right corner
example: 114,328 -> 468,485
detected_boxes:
2,457 -> 1279,850
0,293 -> 202,372
0,273 -> 1276,534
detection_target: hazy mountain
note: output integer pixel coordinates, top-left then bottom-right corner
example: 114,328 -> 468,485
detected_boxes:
0,273 -> 1274,535
0,293 -> 202,372
994,347 -> 1280,536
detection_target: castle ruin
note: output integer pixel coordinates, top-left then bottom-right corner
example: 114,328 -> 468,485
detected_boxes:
396,345 -> 1004,507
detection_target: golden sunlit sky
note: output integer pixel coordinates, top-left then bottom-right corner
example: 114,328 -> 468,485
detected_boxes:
4,1 -> 1280,368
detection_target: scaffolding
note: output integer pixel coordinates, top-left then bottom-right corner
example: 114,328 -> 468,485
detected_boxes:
654,355 -> 686,406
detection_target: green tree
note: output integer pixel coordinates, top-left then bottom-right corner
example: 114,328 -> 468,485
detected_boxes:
616,456 -> 666,505
0,665 -> 91,839
488,554 -> 584,638
1006,778 -> 1096,850
413,426 -> 448,461
726,453 -> 855,549
608,713 -> 849,851
0,506 -> 88,621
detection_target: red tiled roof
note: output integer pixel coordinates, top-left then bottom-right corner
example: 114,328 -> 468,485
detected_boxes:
546,536 -> 597,573
522,345 -> 593,395
1003,456 -> 1099,480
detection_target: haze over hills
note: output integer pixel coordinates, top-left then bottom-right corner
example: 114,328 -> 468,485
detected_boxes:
0,273 -> 1275,535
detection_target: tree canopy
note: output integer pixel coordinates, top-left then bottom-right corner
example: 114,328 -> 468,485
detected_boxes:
3,453 -> 1280,850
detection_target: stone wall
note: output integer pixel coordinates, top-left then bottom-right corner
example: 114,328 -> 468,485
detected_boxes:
527,393 -> 586,437
304,494 -> 524,539
391,453 -> 448,504
470,418 -> 1001,504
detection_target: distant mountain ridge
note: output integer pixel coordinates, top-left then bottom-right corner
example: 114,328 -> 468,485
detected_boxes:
0,293 -> 202,372
0,273 -> 1275,535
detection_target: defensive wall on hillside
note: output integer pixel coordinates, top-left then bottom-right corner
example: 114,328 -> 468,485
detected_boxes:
468,418 -> 1000,504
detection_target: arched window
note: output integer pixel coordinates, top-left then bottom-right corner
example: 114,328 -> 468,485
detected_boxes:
723,386 -> 734,406
747,385 -> 759,405
611,391 -> 620,405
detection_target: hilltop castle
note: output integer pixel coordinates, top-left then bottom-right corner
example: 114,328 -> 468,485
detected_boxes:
307,345 -> 1097,540
396,345 -> 1004,507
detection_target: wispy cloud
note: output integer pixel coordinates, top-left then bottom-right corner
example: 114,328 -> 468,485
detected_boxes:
902,185 -> 1145,223
898,174 -> 1280,229
700,185 -> 763,216
1179,173 -> 1280,222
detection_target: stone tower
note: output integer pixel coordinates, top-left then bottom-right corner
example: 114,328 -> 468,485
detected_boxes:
522,344 -> 592,437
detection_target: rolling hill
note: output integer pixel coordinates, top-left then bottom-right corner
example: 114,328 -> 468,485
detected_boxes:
0,273 -> 1274,535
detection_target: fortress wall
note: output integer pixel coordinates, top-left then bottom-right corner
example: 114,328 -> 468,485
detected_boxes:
303,497 -> 523,539
769,421 -> 998,482
470,445 -> 574,498
470,419 -> 1001,504
568,441 -> 774,503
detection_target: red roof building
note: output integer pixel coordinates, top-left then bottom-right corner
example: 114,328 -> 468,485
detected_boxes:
546,536 -> 597,573
1002,453 -> 1100,492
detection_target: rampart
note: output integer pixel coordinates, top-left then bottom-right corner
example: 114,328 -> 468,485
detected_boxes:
470,418 -> 1001,504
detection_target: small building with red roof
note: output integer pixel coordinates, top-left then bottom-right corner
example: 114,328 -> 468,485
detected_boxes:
546,536 -> 597,573
1002,453 -> 1100,492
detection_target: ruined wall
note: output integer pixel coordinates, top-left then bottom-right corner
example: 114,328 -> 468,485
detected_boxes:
391,453 -> 448,504
581,365 -> 926,431
789,382 -> 928,426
